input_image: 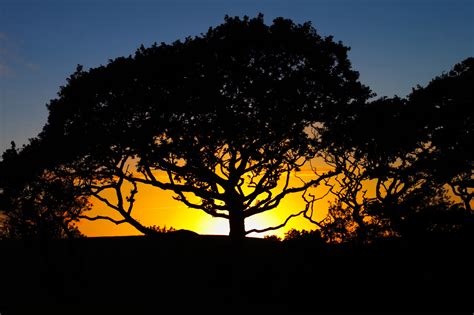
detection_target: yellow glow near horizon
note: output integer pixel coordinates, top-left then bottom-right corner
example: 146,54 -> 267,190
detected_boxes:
77,163 -> 473,239
78,165 -> 335,239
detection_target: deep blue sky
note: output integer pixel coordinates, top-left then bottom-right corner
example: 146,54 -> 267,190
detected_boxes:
1,0 -> 473,153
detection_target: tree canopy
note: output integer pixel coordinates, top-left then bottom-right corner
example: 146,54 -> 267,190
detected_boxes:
316,58 -> 474,242
6,14 -> 368,239
0,15 -> 471,242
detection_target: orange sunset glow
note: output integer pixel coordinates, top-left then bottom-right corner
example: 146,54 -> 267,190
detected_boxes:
79,165 -> 334,238
78,156 -> 472,238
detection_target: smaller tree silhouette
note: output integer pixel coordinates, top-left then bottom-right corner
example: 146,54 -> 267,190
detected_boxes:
408,57 -> 474,211
0,141 -> 88,240
311,58 -> 473,242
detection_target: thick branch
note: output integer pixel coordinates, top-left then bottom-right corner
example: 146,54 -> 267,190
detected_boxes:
245,209 -> 306,235
78,215 -> 127,225
173,192 -> 229,219
88,172 -> 157,235
126,180 -> 138,215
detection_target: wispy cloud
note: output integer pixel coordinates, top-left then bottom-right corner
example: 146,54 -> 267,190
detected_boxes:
0,32 -> 9,77
0,63 -> 10,76
25,62 -> 40,71
0,31 -> 40,78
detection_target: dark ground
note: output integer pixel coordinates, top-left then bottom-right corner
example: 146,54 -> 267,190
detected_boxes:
0,233 -> 472,314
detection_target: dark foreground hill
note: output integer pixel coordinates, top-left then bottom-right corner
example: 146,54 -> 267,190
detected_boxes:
0,233 -> 472,314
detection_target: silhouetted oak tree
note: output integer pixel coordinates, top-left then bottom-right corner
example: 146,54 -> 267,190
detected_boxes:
25,15 -> 371,239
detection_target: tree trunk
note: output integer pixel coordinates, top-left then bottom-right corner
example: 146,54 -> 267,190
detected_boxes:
229,207 -> 246,240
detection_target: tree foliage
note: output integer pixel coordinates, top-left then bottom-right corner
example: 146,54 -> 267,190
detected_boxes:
0,141 -> 88,240
408,58 -> 474,211
314,58 -> 474,243
0,15 -> 471,242
25,14 -> 370,239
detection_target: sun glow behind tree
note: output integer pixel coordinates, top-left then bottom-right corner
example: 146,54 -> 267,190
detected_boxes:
78,163 -> 334,238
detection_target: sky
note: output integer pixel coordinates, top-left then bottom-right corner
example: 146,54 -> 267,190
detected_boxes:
0,0 -> 473,236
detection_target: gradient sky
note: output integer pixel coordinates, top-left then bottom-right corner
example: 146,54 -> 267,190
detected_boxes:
0,0 -> 473,236
1,0 -> 473,153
